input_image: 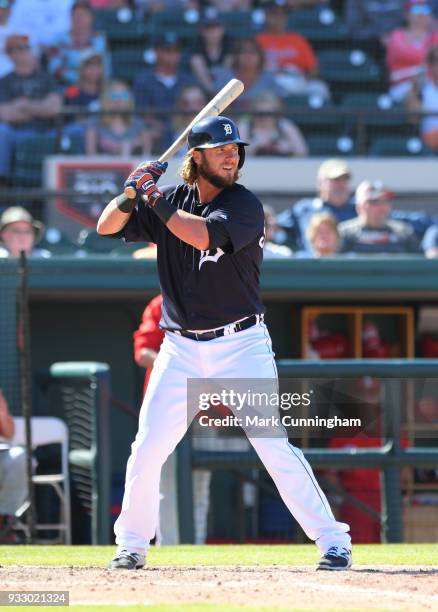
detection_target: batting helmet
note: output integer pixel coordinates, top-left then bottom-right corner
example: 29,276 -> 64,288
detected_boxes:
188,116 -> 248,168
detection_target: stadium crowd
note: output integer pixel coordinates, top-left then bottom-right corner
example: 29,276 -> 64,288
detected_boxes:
0,0 -> 437,257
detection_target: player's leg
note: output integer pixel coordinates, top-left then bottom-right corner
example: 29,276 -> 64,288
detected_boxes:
206,322 -> 352,568
111,332 -> 199,567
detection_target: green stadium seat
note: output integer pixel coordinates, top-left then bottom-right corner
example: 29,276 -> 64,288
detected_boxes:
318,49 -> 382,90
284,95 -> 345,132
94,8 -> 147,45
288,7 -> 348,46
145,11 -> 198,46
368,135 -> 432,157
340,92 -> 407,129
76,229 -> 117,254
219,11 -> 258,38
111,46 -> 150,83
12,134 -> 57,188
306,133 -> 357,156
38,227 -> 79,256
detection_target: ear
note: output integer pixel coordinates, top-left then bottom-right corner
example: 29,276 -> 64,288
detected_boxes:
191,149 -> 202,167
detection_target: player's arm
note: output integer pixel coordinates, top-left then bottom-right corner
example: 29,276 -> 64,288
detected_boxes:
97,161 -> 168,235
97,193 -> 134,235
136,173 -> 211,250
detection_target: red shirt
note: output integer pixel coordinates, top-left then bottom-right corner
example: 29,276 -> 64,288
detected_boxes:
256,32 -> 317,73
133,294 -> 164,394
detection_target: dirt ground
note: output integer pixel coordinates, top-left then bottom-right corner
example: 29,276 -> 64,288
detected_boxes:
2,565 -> 438,610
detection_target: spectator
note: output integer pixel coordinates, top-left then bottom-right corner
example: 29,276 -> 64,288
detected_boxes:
263,204 -> 293,258
213,37 -> 286,110
8,0 -> 74,49
0,35 -> 62,186
134,32 -> 196,146
277,158 -> 356,251
407,45 -> 438,150
339,180 -> 420,254
62,49 -> 105,153
63,49 -> 104,111
256,0 -> 330,99
0,0 -> 26,78
86,80 -> 154,155
306,212 -> 340,257
0,206 -> 51,258
0,388 -> 27,544
422,223 -> 438,256
345,0 -> 405,43
170,84 -> 208,153
238,91 -> 308,157
189,13 -> 233,94
386,0 -> 438,103
48,0 -> 108,87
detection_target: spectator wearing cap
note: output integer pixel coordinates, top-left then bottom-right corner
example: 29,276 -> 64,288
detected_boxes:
277,159 -> 356,251
407,45 -> 438,150
386,0 -> 438,103
0,35 -> 62,185
189,13 -> 234,94
421,224 -> 438,256
256,0 -> 330,99
47,0 -> 108,87
0,206 -> 50,258
134,33 -> 197,149
339,180 -> 420,254
62,49 -> 106,154
63,49 -> 105,111
8,0 -> 75,49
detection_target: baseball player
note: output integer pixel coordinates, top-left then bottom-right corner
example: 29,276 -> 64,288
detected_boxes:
97,115 -> 352,571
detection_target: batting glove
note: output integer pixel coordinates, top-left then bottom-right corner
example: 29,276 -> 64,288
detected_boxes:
124,160 -> 168,195
138,172 -> 163,208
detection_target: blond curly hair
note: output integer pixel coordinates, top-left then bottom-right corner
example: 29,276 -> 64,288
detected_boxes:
178,150 -> 198,185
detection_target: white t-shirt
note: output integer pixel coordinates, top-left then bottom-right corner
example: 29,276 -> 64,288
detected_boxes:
9,0 -> 75,48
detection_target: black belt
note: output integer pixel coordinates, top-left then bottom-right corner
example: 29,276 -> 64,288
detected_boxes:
172,314 -> 263,342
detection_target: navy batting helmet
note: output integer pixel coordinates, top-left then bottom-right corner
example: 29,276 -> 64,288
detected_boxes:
188,116 -> 248,168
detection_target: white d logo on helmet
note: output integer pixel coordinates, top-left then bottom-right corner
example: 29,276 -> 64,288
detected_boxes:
223,123 -> 233,136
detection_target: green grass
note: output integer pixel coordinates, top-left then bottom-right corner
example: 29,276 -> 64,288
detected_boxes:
0,543 -> 437,567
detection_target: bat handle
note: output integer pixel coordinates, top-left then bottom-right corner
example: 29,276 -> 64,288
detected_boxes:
124,184 -> 137,199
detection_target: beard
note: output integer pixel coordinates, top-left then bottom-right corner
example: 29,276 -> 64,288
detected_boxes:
197,153 -> 239,189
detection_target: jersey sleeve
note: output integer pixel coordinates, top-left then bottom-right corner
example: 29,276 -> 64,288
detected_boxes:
206,187 -> 264,253
121,201 -> 158,244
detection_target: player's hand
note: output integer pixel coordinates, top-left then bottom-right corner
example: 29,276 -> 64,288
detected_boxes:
138,172 -> 163,208
124,161 -> 168,196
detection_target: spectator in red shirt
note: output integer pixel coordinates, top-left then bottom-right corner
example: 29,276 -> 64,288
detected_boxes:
386,0 -> 438,102
256,0 -> 330,99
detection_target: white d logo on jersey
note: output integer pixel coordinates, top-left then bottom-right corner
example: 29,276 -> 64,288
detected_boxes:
223,123 -> 233,136
199,247 -> 225,270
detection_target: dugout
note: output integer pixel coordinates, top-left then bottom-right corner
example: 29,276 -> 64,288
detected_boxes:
1,256 -> 438,543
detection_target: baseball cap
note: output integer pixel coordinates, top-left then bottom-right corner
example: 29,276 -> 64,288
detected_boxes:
79,48 -> 102,65
355,180 -> 395,203
317,158 -> 351,181
405,0 -> 432,14
153,32 -> 180,49
5,34 -> 30,53
0,206 -> 44,241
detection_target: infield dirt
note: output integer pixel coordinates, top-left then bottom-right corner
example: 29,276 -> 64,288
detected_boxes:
2,565 -> 438,610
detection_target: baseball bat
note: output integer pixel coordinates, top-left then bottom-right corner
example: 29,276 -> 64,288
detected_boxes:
124,78 -> 244,198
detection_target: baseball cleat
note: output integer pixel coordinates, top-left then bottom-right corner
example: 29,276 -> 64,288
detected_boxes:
317,546 -> 352,571
107,549 -> 145,570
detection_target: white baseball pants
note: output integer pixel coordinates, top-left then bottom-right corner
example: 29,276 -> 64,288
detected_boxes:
114,320 -> 351,554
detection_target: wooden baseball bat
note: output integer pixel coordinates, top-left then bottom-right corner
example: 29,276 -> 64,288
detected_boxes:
124,78 -> 244,198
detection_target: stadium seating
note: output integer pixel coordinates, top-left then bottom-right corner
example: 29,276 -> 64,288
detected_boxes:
368,135 -> 432,157
318,49 -> 383,93
13,135 -> 57,188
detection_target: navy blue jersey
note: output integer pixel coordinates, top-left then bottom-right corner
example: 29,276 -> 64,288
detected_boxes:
121,182 -> 266,330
